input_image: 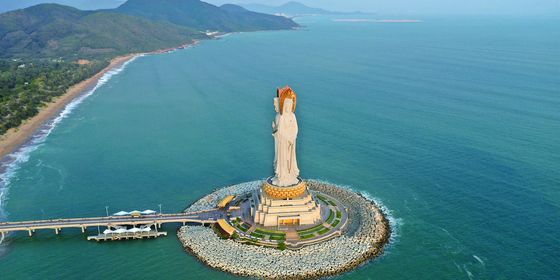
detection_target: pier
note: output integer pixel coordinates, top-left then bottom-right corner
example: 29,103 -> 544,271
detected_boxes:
0,209 -> 225,240
87,231 -> 168,241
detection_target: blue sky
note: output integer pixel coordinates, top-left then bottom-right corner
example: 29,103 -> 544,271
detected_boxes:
0,0 -> 559,15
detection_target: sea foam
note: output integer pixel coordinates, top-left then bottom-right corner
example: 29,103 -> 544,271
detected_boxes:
308,179 -> 402,247
0,55 -> 139,227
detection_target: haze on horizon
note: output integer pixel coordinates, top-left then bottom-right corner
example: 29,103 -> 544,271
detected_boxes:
0,0 -> 558,15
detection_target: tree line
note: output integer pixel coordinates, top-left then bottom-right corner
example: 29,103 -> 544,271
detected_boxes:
0,59 -> 108,134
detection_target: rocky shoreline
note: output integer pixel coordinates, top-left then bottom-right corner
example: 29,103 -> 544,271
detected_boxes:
177,180 -> 391,279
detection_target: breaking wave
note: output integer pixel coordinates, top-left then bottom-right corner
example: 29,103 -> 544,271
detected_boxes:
309,179 -> 402,248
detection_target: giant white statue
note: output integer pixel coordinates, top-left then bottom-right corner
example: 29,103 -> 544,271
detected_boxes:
271,88 -> 300,187
253,86 -> 321,227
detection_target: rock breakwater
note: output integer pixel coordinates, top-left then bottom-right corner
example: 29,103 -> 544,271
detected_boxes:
178,180 -> 391,279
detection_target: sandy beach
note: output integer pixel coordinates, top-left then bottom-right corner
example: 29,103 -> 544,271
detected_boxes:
0,41 -> 198,161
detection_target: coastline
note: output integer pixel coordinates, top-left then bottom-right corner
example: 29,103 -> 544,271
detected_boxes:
0,41 -> 198,161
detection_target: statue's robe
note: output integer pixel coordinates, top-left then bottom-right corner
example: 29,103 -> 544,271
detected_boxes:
272,99 -> 300,186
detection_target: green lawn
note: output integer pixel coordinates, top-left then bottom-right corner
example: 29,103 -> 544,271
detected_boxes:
232,220 -> 250,232
326,210 -> 334,224
336,210 -> 342,219
250,232 -> 265,239
254,228 -> 285,236
299,234 -> 316,240
239,223 -> 250,232
331,219 -> 340,227
269,235 -> 286,241
297,224 -> 326,236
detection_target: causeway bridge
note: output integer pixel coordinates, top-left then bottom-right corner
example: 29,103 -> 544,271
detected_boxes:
0,209 -> 225,239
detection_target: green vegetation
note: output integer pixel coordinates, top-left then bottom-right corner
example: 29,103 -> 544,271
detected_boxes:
316,194 -> 337,206
250,232 -> 265,239
297,221 -> 338,237
0,1 -> 298,136
297,224 -> 326,236
0,4 -> 202,134
269,235 -> 286,241
254,228 -> 285,236
0,59 -> 107,134
336,210 -> 342,219
116,0 -> 299,32
231,219 -> 250,232
316,195 -> 328,203
299,234 -> 315,240
239,223 -> 250,232
277,241 -> 286,251
0,4 -> 205,59
254,227 -> 286,240
212,224 -> 230,239
325,210 -> 334,224
331,219 -> 340,228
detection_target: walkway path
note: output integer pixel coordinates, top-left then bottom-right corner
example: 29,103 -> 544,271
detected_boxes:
0,209 -> 224,238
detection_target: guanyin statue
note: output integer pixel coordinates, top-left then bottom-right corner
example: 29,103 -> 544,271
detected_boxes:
271,87 -> 300,187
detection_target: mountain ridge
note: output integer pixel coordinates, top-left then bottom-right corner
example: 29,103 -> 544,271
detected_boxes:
115,0 -> 298,32
0,0 -> 298,59
241,2 -> 369,16
0,3 -> 203,59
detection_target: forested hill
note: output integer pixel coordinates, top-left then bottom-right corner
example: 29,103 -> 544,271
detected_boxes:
0,0 -> 298,59
115,0 -> 299,32
0,4 -> 205,59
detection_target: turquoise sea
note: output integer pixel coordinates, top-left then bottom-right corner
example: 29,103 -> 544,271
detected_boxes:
0,15 -> 559,279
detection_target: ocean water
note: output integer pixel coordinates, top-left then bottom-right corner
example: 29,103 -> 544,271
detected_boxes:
0,15 -> 559,279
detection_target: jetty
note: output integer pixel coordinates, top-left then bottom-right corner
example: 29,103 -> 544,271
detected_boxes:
0,209 -> 224,240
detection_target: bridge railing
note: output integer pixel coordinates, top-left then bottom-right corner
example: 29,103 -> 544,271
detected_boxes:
0,210 -> 218,227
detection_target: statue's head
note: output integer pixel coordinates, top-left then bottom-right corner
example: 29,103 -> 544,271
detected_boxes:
277,86 -> 297,114
283,98 -> 294,114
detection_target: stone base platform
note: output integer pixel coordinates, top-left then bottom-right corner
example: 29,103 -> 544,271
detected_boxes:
253,179 -> 322,227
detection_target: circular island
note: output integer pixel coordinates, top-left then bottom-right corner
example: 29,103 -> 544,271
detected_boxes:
177,180 -> 391,279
